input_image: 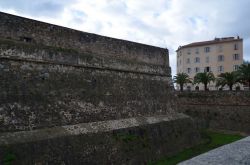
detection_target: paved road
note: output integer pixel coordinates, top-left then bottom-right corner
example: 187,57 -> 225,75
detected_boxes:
178,136 -> 250,165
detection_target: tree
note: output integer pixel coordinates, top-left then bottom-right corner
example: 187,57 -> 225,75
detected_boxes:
243,60 -> 250,64
194,72 -> 215,91
216,72 -> 239,91
237,63 -> 250,90
173,73 -> 192,91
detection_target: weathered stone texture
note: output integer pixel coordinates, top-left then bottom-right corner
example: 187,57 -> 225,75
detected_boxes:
0,57 -> 175,132
0,38 -> 170,75
0,115 -> 200,165
177,91 -> 250,134
0,12 -> 169,69
0,12 -> 175,132
0,12 -> 200,164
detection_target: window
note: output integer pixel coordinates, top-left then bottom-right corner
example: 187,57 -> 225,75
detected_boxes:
217,45 -> 223,52
233,65 -> 239,71
233,54 -> 240,60
204,66 -> 211,72
204,47 -> 210,53
206,56 -> 209,63
234,43 -> 238,50
218,55 -> 224,62
187,68 -> 192,74
186,58 -> 190,64
194,57 -> 200,63
187,49 -> 191,55
195,48 -> 199,54
218,66 -> 224,73
195,67 -> 200,73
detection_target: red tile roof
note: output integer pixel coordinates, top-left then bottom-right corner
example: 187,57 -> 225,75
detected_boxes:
177,37 -> 242,51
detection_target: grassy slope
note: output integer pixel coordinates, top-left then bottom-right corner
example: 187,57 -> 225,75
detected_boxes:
151,130 -> 244,165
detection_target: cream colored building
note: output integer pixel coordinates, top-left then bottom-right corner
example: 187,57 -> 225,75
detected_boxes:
176,37 -> 243,90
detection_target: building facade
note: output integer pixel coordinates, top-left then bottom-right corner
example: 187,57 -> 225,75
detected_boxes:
176,37 -> 243,90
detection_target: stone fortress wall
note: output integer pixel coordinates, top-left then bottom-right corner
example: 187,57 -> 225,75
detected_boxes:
0,12 -> 200,164
0,12 -> 174,132
0,12 -> 170,75
177,91 -> 250,134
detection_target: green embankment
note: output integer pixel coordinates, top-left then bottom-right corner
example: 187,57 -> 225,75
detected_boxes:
151,130 -> 244,165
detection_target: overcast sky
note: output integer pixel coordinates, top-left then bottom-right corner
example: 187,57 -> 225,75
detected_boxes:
0,0 -> 249,76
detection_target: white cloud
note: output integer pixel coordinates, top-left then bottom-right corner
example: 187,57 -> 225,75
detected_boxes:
0,0 -> 250,76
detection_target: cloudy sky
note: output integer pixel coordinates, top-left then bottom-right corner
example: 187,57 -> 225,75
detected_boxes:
0,0 -> 249,76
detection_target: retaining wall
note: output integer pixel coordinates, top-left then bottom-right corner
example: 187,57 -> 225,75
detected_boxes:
0,114 -> 200,164
177,91 -> 250,134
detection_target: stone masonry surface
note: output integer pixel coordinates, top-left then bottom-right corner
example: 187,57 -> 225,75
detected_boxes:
0,114 -> 200,164
177,91 -> 250,134
0,12 -> 175,132
0,57 -> 175,132
0,12 -> 169,70
0,113 -> 189,146
0,12 -> 201,164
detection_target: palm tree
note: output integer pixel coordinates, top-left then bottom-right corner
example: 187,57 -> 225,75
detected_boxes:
173,73 -> 192,91
237,63 -> 250,90
194,72 -> 215,91
216,72 -> 239,91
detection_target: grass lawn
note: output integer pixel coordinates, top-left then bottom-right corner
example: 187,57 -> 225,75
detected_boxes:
150,130 -> 244,165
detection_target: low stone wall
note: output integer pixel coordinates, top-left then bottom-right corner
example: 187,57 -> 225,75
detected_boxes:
0,114 -> 200,164
177,91 -> 250,134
